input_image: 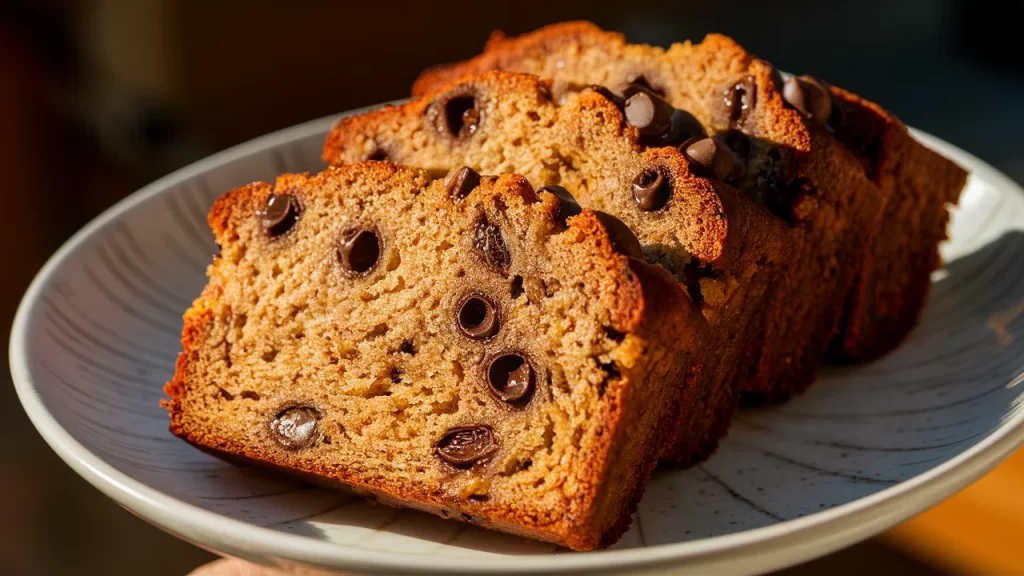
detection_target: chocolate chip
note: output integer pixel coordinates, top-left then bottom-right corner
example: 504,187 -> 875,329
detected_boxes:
783,75 -> 832,124
473,216 -> 510,272
338,226 -> 381,275
594,211 -> 643,259
446,166 -> 481,199
683,137 -> 735,181
436,426 -> 498,467
624,92 -> 674,138
539,185 -> 581,223
269,406 -> 320,449
487,353 -> 535,403
722,77 -> 757,128
632,169 -> 669,211
432,86 -> 480,138
457,293 -> 499,340
261,194 -> 300,236
614,84 -> 705,147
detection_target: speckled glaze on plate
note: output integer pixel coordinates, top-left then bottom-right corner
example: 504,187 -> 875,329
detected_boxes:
11,107 -> 1024,575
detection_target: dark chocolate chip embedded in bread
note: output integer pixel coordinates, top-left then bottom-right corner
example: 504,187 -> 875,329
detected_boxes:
323,71 -> 791,465
163,162 -> 707,551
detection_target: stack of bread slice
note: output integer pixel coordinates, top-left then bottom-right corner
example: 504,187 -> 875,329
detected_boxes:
165,21 -> 966,550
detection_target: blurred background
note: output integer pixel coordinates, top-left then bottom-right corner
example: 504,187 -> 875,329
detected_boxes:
2,0 -> 1022,574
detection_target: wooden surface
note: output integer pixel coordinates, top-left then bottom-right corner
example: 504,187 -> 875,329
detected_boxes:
882,447 -> 1024,574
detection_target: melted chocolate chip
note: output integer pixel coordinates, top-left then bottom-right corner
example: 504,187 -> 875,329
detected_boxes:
539,185 -> 581,223
624,92 -> 674,138
261,194 -> 300,236
432,86 -> 481,138
446,166 -> 481,199
473,216 -> 510,272
338,226 -> 381,275
487,353 -> 535,403
722,77 -> 757,128
594,211 -> 643,259
457,293 -> 500,340
783,75 -> 832,124
436,426 -> 498,467
632,169 -> 670,211
269,405 -> 320,449
612,83 -> 705,147
683,137 -> 735,181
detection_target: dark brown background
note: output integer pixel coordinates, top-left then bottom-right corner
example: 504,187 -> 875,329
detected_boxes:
2,1 -> 1021,574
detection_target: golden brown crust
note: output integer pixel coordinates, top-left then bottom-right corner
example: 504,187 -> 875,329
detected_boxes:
323,70 -> 791,464
165,162 -> 707,550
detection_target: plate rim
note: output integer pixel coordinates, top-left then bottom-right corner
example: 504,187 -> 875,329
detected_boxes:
10,111 -> 1024,575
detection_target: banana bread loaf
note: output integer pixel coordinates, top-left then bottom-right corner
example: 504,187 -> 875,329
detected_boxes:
323,72 -> 790,464
413,20 -> 966,364
163,161 -> 707,550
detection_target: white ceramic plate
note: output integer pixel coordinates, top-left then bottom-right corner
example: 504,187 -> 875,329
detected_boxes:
11,108 -> 1024,575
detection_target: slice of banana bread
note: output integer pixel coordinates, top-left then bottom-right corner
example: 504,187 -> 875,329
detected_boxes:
825,86 -> 967,360
163,161 -> 707,550
413,20 -> 966,363
323,72 -> 790,464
